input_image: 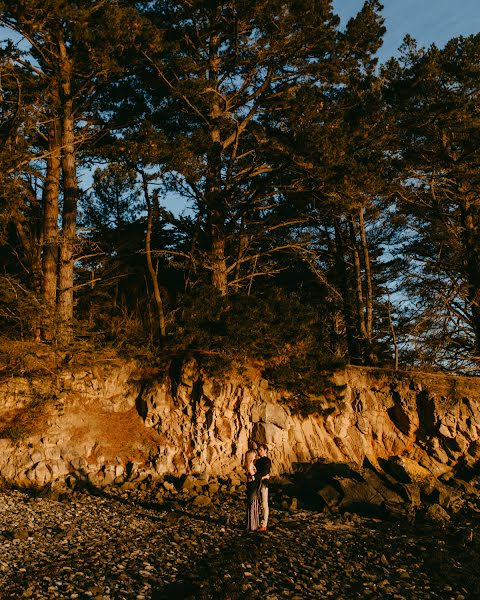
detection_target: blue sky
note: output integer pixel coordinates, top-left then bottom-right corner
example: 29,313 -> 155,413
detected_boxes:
335,0 -> 480,62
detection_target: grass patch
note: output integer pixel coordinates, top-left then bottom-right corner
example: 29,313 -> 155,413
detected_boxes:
0,396 -> 49,443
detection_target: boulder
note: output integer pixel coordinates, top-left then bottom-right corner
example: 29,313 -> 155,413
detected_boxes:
383,456 -> 432,483
317,484 -> 342,510
423,503 -> 450,525
192,494 -> 212,507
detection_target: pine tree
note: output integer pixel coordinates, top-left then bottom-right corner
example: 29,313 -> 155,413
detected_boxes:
267,0 -> 391,364
0,0 -> 142,342
137,0 -> 351,295
387,34 -> 480,370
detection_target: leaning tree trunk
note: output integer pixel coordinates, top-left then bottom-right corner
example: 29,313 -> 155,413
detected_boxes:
42,115 -> 61,341
358,207 -> 375,364
142,172 -> 166,340
232,218 -> 249,292
348,215 -> 368,341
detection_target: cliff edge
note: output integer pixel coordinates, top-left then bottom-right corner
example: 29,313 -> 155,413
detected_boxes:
1,348 -> 479,497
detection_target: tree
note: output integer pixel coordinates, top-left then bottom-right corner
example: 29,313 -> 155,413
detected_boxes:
138,0 -> 353,295
268,0 -> 391,364
387,34 -> 480,370
0,0 -> 141,342
0,51 -> 48,340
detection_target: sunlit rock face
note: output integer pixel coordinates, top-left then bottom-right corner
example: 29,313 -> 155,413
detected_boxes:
0,356 -> 479,489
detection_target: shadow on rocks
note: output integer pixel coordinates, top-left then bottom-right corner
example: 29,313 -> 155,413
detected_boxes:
151,525 -> 270,600
151,579 -> 200,600
63,475 -> 238,529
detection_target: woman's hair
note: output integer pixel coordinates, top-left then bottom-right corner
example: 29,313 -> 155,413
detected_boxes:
244,450 -> 256,471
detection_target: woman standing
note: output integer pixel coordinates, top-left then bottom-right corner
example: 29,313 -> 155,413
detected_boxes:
245,449 -> 262,532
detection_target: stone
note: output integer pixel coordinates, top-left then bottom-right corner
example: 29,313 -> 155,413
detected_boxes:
401,483 -> 421,507
436,484 -> 464,512
384,456 -> 432,483
45,446 -> 61,461
30,450 -> 44,464
361,469 -> 404,504
192,494 -> 211,507
102,470 -> 116,487
181,475 -> 197,493
438,423 -> 455,438
288,497 -> 298,512
317,485 -> 342,510
163,481 -> 176,492
424,503 -> 450,524
13,526 -> 29,540
337,479 -> 384,508
71,458 -> 88,471
33,462 -> 51,486
207,482 -> 220,495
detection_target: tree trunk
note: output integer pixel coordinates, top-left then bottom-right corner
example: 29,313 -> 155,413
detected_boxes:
334,218 -> 359,363
14,216 -> 42,341
348,216 -> 367,340
142,173 -> 166,340
233,220 -> 248,292
358,208 -> 373,339
210,220 -> 228,295
460,194 -> 480,357
57,39 -> 77,345
387,300 -> 399,370
42,116 -> 61,340
206,135 -> 227,295
58,101 -> 77,344
358,207 -> 375,364
206,30 -> 228,295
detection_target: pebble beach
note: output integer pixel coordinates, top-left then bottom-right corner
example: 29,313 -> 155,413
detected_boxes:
0,485 -> 478,599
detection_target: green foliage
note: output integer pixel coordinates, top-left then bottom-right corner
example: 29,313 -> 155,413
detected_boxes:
174,287 -> 315,352
265,356 -> 348,406
1,0 -> 479,373
169,286 -> 338,384
385,33 -> 480,370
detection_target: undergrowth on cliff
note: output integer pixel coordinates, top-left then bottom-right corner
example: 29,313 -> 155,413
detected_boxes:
263,349 -> 348,414
165,286 -> 338,378
0,285 -> 347,410
0,395 -> 50,443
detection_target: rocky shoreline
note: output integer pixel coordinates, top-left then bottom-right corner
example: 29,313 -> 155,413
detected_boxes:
0,479 -> 479,600
2,355 -> 480,493
2,356 -> 480,598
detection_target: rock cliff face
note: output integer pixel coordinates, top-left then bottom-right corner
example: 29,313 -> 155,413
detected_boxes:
0,355 -> 479,489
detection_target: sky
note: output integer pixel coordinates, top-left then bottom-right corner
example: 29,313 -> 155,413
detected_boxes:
335,0 -> 480,62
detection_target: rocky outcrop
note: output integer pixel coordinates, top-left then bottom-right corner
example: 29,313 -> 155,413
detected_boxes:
1,355 -> 480,493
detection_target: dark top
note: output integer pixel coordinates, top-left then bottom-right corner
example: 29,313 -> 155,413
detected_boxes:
255,456 -> 271,486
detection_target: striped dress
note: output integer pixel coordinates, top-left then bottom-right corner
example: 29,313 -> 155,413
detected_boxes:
246,476 -> 262,531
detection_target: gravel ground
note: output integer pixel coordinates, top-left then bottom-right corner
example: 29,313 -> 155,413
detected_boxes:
0,486 -> 479,599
